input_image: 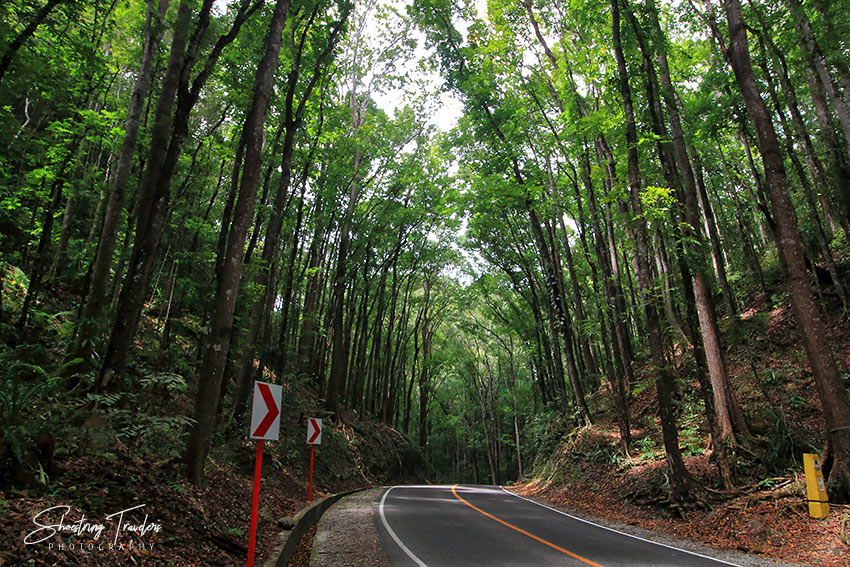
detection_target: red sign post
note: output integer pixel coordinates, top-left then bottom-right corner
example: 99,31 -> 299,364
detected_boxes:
306,418 -> 322,501
247,382 -> 282,567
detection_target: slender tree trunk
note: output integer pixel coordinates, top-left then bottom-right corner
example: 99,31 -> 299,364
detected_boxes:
184,0 -> 289,483
644,0 -> 750,449
724,0 -> 850,502
95,0 -> 192,388
691,148 -> 736,317
582,151 -> 631,447
75,0 -> 168,371
0,0 -> 64,83
418,276 -> 434,449
527,205 -> 591,424
755,41 -> 848,310
234,4 -> 347,412
48,195 -> 74,278
555,215 -> 600,386
298,188 -> 328,386
19,135 -> 83,327
97,0 -> 261,390
19,176 -> 65,326
326,194 -> 356,417
612,0 -> 693,504
786,0 -> 850,167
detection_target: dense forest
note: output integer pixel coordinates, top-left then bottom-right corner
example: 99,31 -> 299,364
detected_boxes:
2,0 -> 850,545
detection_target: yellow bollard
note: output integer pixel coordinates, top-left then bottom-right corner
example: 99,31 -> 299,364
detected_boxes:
803,453 -> 830,519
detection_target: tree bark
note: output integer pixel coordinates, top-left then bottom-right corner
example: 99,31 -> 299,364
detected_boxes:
70,0 -> 169,374
612,0 -> 693,504
184,0 -> 289,484
691,148 -> 736,317
724,0 -> 850,502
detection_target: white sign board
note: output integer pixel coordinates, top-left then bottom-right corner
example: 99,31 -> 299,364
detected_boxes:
250,381 -> 282,441
307,418 -> 322,445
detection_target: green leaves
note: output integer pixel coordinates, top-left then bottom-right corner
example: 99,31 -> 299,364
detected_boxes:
640,185 -> 676,221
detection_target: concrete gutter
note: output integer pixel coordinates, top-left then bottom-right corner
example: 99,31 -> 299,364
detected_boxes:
263,489 -> 363,567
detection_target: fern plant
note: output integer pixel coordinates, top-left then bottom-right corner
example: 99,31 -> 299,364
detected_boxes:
0,364 -> 63,480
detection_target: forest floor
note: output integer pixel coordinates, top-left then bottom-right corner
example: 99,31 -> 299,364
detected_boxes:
0,416 -> 424,566
2,454 -> 310,566
0,269 -> 427,566
520,286 -> 850,567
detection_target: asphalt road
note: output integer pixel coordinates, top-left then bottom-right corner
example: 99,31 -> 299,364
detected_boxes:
376,485 -> 743,567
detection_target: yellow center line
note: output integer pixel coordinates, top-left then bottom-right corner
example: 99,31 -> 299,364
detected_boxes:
451,484 -> 607,567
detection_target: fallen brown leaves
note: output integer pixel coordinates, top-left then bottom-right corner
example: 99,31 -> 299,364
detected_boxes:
0,450 -> 310,566
513,472 -> 849,566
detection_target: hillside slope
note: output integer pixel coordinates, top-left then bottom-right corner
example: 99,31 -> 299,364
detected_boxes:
517,289 -> 850,567
1,411 -> 426,566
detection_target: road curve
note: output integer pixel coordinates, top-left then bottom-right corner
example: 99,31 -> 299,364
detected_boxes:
376,485 -> 741,567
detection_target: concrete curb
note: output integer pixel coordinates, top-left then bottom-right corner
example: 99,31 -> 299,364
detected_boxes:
263,489 -> 364,567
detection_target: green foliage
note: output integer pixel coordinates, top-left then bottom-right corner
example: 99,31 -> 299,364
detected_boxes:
140,371 -> 189,394
586,443 -> 624,465
0,263 -> 27,314
769,291 -> 790,309
0,333 -> 70,485
633,435 -> 660,460
631,379 -> 652,397
677,425 -> 705,458
77,388 -> 196,459
0,372 -> 63,463
640,186 -> 677,224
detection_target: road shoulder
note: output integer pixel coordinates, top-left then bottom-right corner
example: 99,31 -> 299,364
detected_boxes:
310,488 -> 392,567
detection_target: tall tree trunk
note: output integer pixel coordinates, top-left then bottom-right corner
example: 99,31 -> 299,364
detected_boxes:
691,148 -> 737,317
97,0 -> 261,390
724,0 -> 850,502
583,150 -> 631,447
418,276 -> 435,449
785,0 -> 850,223
233,4 -> 348,414
644,0 -> 750,449
754,38 -> 848,310
326,178 -> 358,417
555,214 -> 600,387
298,188 -> 328,387
70,0 -> 169,374
527,205 -> 591,424
95,0 -> 193,389
184,0 -> 289,484
612,0 -> 693,504
786,0 -> 850,167
48,195 -> 74,278
19,136 -> 82,327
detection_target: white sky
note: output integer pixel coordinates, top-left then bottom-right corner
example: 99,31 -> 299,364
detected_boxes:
368,0 -> 488,131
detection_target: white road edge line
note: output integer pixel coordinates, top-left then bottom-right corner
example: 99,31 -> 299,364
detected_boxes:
379,486 -> 430,567
500,487 -> 742,567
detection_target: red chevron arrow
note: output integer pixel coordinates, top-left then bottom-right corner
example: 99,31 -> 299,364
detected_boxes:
308,418 -> 321,443
252,383 -> 280,438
